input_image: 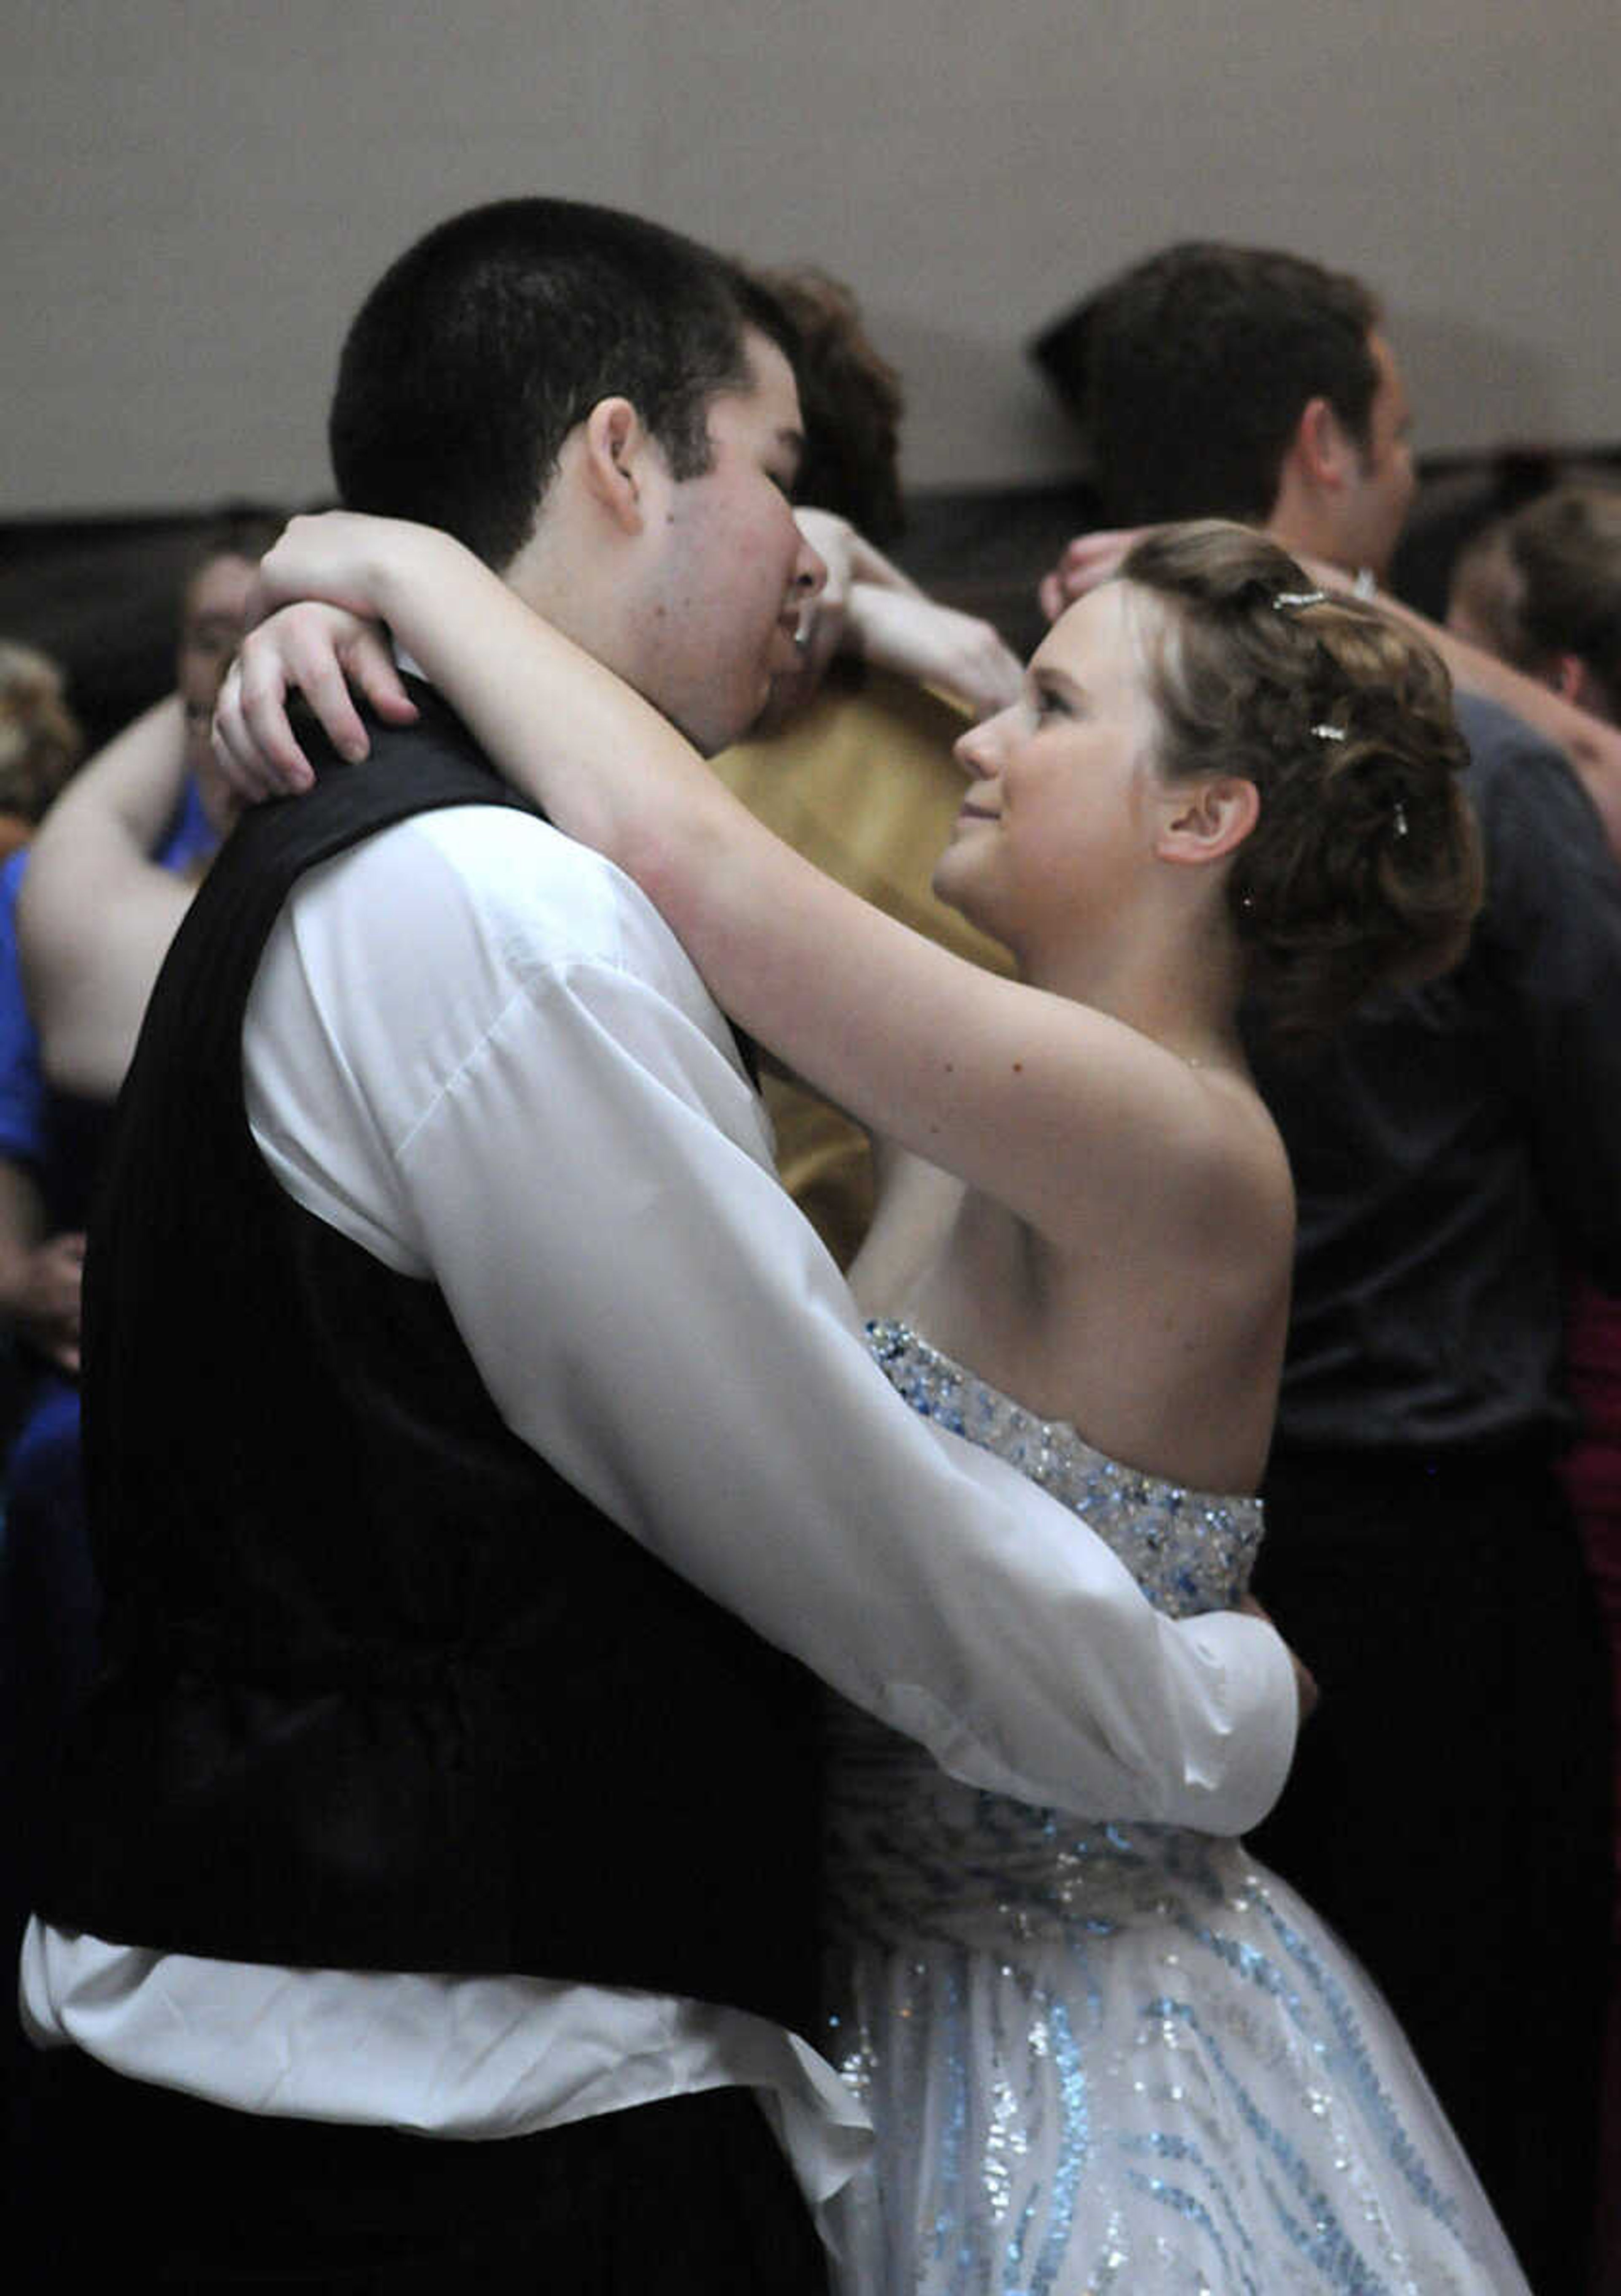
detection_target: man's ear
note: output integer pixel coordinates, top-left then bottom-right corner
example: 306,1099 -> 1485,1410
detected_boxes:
1157,775 -> 1260,865
1292,395 -> 1353,493
1548,650 -> 1600,711
578,397 -> 658,535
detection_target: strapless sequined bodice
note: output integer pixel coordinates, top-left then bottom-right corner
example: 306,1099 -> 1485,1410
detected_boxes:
824,1324 -> 1269,1944
864,1319 -> 1263,1617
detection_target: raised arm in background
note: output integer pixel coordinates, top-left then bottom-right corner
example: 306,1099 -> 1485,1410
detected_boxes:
17,696 -> 198,1100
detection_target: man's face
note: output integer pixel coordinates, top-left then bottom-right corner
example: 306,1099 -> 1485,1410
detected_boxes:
630,330 -> 825,755
1334,331 -> 1416,581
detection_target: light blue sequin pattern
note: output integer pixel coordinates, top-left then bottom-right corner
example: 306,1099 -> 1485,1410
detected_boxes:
821,1324 -> 1527,2294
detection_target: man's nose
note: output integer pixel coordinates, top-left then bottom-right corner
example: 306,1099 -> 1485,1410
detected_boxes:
793,535 -> 827,604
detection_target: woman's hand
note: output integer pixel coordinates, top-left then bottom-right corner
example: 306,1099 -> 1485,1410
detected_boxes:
213,602 -> 418,801
765,509 -> 1019,723
1037,528 -> 1148,623
0,1228 -> 85,1376
846,586 -> 1020,719
209,509 -> 484,801
757,509 -> 857,724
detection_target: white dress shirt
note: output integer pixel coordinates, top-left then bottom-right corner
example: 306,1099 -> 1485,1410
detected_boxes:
24,801 -> 1296,2207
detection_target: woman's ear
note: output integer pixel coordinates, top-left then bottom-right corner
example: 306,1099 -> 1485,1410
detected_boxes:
1157,775 -> 1260,866
578,397 -> 656,534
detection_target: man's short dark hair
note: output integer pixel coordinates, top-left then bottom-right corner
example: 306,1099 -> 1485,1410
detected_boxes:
329,198 -> 800,571
1074,242 -> 1381,526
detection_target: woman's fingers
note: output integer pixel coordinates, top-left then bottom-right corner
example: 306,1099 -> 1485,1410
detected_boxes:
214,605 -> 420,802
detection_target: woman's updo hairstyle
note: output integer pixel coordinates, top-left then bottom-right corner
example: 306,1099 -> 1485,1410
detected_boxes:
1120,520 -> 1482,1049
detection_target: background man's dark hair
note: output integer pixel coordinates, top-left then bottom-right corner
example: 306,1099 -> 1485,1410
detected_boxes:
1453,482 -> 1621,718
1069,241 -> 1381,527
180,504 -> 290,589
749,265 -> 905,544
330,198 -> 801,571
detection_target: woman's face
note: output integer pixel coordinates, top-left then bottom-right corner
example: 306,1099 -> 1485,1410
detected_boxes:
178,552 -> 258,829
934,582 -> 1168,953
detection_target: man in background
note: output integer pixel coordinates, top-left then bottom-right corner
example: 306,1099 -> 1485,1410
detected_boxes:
1041,239 -> 1621,2291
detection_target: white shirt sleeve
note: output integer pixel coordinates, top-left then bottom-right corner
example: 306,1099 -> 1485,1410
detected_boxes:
245,805 -> 1297,1835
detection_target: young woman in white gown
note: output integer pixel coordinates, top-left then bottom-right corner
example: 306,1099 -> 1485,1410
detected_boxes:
217,513 -> 1526,2293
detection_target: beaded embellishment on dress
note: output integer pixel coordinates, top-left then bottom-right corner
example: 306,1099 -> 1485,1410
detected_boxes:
865,1319 -> 1262,1620
820,1325 -> 1529,2294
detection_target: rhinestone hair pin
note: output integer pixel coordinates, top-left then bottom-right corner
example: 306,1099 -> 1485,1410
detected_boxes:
1310,723 -> 1347,743
1273,589 -> 1328,610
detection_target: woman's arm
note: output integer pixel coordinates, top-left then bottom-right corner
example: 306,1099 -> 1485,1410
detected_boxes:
1350,581 -> 1621,860
844,583 -> 1021,718
221,516 -> 1250,1254
17,695 -> 198,1098
0,1159 -> 81,1374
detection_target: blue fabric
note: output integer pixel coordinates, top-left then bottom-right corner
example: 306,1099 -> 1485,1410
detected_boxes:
158,774 -> 218,875
0,766 -> 210,2165
0,780 -> 216,1204
0,850 -> 43,1170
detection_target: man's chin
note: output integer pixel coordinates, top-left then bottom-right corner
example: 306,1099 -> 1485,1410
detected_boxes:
665,647 -> 794,755
682,673 -> 782,757
745,673 -> 807,739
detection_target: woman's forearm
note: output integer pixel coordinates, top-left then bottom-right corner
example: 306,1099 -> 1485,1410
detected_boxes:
1399,602 -> 1621,858
28,694 -> 190,871
363,528 -> 737,882
232,514 -> 1232,1251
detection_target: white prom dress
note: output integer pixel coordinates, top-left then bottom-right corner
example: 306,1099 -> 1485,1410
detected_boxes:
820,1321 -> 1530,2295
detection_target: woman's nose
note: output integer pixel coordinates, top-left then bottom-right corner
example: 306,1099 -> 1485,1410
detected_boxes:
954,712 -> 1003,779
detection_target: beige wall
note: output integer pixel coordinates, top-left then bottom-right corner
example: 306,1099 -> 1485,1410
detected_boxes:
6,0 -> 1618,512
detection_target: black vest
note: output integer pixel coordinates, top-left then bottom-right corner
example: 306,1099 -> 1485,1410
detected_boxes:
41,690 -> 821,2037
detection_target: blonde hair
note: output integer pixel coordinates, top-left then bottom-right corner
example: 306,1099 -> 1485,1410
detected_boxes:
0,641 -> 84,824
